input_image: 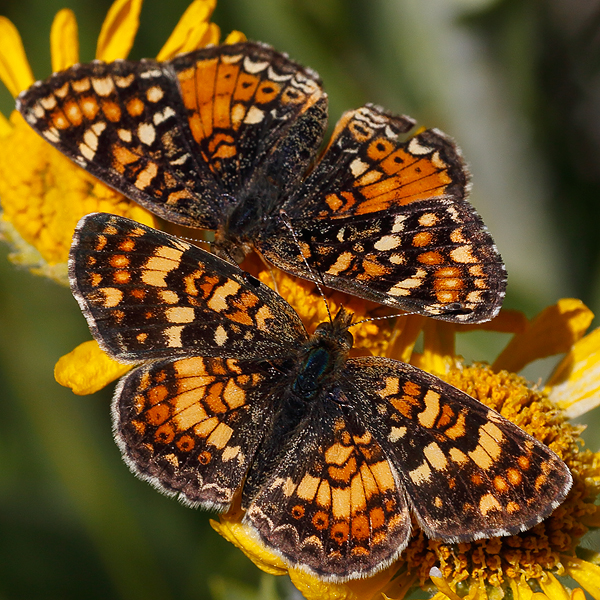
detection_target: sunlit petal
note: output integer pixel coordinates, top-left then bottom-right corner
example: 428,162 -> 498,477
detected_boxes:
563,556 -> 600,600
54,340 -> 131,395
546,327 -> 600,418
96,0 -> 143,61
0,16 -> 34,96
50,9 -> 79,72
493,299 -> 593,373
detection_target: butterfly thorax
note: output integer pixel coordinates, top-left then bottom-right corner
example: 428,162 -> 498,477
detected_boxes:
291,308 -> 354,401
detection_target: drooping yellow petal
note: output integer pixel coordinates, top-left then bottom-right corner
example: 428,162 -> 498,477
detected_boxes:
289,563 -> 397,600
457,308 -> 528,334
563,556 -> 600,600
380,569 -> 418,600
54,340 -> 132,395
420,320 -> 456,375
572,588 -> 588,600
223,30 -> 247,44
156,0 -> 216,61
545,327 -> 600,418
493,299 -> 594,373
210,516 -> 288,576
96,0 -> 143,61
0,16 -> 34,96
539,573 -> 571,600
429,569 -> 462,600
50,9 -> 79,72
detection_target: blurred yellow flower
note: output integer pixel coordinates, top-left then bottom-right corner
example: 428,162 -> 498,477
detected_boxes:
0,0 -> 244,283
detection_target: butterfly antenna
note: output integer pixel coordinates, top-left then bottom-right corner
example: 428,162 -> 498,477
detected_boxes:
279,209 -> 333,325
351,310 -> 419,329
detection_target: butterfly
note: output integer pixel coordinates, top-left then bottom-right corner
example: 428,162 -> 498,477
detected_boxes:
19,41 -> 506,324
69,212 -> 571,581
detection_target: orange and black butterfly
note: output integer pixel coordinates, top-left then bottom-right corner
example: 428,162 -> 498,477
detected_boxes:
19,42 -> 505,323
69,213 -> 569,581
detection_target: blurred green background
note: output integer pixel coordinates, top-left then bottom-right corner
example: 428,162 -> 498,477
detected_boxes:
1,0 -> 600,598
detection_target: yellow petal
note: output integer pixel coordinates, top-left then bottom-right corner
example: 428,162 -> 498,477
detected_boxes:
571,588 -> 588,600
380,570 -> 418,600
96,0 -> 143,62
429,570 -> 462,600
0,110 -> 12,136
386,315 -> 425,362
493,299 -> 594,373
289,562 -> 397,600
156,0 -> 216,61
509,579 -> 534,600
0,16 -> 34,96
210,517 -> 288,576
457,308 -> 528,334
545,327 -> 600,418
50,9 -> 79,72
539,573 -> 570,600
54,340 -> 132,395
563,556 -> 600,600
421,320 -> 455,375
223,30 -> 247,44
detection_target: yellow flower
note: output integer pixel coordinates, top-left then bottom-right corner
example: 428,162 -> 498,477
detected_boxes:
0,0 -> 244,283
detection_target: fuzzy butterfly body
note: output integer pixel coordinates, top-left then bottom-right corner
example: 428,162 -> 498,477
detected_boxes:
19,41 -> 506,323
69,213 -> 571,581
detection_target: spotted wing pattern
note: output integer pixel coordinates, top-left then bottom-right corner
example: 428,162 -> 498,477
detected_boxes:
345,358 -> 572,541
17,42 -> 327,229
69,212 -> 307,361
69,214 -> 571,582
243,401 -> 411,580
259,105 -> 504,322
114,356 -> 280,510
19,42 -> 505,324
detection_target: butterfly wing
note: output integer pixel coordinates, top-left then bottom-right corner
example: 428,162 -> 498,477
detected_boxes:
259,104 -> 506,323
17,42 -> 327,230
69,212 -> 307,361
343,357 -> 572,542
242,395 -> 411,581
113,355 -> 283,511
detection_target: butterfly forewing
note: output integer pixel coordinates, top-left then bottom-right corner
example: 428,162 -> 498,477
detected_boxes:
69,213 -> 307,362
114,355 -> 282,510
344,358 -> 573,541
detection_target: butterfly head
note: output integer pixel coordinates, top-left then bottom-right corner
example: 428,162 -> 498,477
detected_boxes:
312,307 -> 354,353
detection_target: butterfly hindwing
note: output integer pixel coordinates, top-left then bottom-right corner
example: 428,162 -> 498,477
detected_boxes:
69,212 -> 307,362
344,357 -> 573,541
114,355 -> 282,510
243,396 -> 411,580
